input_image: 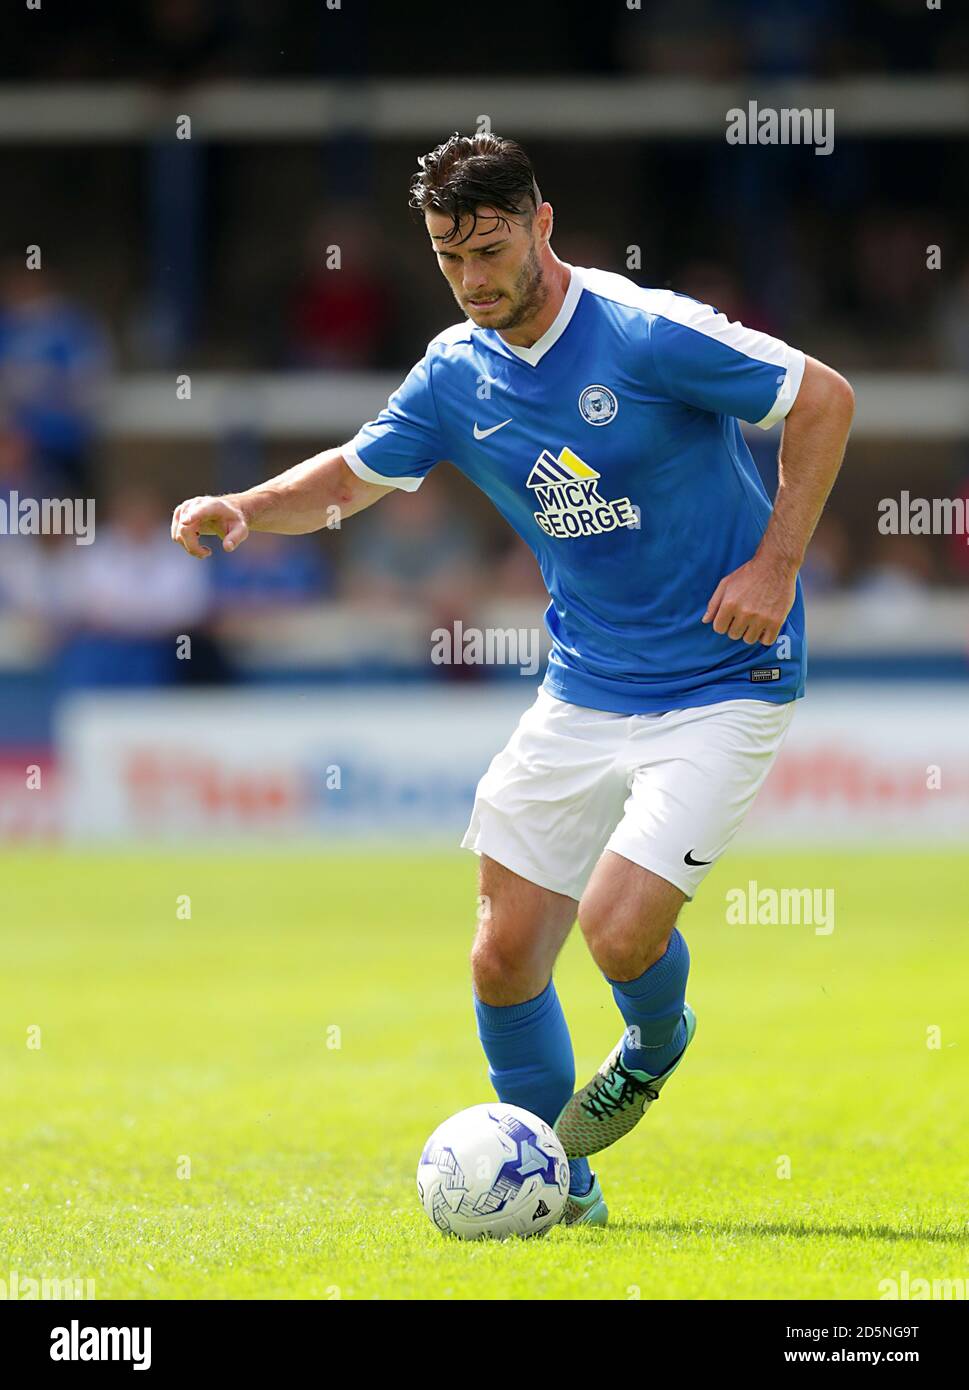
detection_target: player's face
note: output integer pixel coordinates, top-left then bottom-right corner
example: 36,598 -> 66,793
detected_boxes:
426,205 -> 549,332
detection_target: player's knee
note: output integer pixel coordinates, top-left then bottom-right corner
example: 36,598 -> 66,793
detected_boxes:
578,899 -> 671,981
470,933 -> 544,1008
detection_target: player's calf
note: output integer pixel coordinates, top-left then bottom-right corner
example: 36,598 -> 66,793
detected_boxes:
557,855 -> 695,1158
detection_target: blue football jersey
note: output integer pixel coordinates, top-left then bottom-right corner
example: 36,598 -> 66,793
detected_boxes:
343,264 -> 807,714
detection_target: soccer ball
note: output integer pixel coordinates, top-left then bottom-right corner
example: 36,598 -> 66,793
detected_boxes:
417,1102 -> 569,1239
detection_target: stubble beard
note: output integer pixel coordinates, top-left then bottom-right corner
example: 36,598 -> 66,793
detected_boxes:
461,243 -> 549,333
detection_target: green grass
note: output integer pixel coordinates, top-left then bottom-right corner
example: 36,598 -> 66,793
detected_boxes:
1,849 -> 966,1300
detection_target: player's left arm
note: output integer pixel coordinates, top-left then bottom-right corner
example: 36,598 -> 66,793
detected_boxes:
703,355 -> 855,644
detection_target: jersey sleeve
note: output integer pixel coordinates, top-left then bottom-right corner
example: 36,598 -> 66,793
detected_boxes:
342,352 -> 444,492
647,297 -> 805,430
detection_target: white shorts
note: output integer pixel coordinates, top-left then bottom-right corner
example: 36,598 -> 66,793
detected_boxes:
461,688 -> 796,901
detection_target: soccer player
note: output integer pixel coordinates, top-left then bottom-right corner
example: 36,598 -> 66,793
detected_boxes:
172,134 -> 854,1227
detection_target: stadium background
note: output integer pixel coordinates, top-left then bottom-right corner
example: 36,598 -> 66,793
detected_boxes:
1,0 -> 968,1303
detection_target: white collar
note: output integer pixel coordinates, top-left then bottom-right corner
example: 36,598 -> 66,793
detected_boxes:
486,263 -> 583,367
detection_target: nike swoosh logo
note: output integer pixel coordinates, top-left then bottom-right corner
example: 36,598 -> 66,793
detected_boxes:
473,419 -> 512,440
684,850 -> 713,866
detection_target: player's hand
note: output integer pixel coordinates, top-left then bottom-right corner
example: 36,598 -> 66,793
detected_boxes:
702,554 -> 797,646
171,496 -> 250,559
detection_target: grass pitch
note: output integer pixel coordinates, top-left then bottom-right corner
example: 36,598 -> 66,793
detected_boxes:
1,848 -> 966,1300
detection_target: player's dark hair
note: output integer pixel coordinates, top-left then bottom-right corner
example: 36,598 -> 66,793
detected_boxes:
409,133 -> 542,244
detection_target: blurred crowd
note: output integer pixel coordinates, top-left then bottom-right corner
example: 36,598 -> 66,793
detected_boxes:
8,0 -> 969,81
3,471 -> 960,695
1,210 -> 967,693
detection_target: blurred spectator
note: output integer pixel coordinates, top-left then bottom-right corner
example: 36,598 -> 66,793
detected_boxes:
850,530 -> 939,639
210,531 -> 333,612
846,211 -> 940,363
944,474 -> 969,581
285,209 -> 399,369
935,258 -> 969,373
616,0 -> 740,77
51,484 -> 214,688
856,534 -> 935,597
852,535 -> 936,637
0,415 -> 37,500
801,515 -> 852,596
0,263 -> 111,498
344,481 -> 481,616
133,0 -> 241,85
342,481 -> 488,682
0,415 -> 49,619
0,529 -> 73,632
742,0 -> 833,77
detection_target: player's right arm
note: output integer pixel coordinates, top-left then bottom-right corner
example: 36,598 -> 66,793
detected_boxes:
171,449 -> 392,558
173,347 -> 445,558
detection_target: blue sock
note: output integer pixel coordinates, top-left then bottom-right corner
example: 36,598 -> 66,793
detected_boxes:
609,928 -> 690,1077
474,981 -> 592,1197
